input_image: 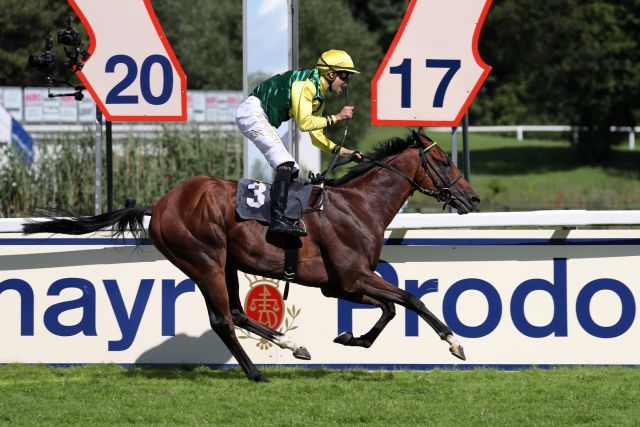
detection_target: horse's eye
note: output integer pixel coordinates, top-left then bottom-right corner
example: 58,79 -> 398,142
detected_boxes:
442,159 -> 451,167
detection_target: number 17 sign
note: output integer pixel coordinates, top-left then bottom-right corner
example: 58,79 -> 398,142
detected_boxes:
69,0 -> 187,121
372,0 -> 492,126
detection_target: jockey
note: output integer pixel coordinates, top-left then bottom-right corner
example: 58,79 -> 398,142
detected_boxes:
236,49 -> 362,237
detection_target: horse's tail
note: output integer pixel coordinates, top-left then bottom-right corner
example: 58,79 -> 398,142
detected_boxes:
22,206 -> 153,240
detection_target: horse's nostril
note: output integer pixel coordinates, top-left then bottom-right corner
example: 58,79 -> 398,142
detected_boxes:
470,196 -> 481,211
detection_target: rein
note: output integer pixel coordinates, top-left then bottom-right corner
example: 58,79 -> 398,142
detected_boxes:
324,88 -> 350,177
368,142 -> 463,205
309,137 -> 463,207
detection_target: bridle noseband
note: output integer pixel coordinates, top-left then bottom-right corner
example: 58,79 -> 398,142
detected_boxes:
369,140 -> 463,206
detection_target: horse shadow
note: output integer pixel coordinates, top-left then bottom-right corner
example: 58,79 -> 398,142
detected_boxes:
134,330 -> 233,366
130,331 -> 337,380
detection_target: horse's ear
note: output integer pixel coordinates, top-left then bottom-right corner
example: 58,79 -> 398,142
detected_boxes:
415,126 -> 434,143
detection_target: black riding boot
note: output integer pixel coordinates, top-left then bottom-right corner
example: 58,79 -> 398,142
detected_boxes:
269,162 -> 307,237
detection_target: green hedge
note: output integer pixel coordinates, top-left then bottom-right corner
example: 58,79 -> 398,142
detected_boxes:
0,128 -> 243,217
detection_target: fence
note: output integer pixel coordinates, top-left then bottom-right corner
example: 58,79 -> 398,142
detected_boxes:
0,86 -> 242,125
2,86 -> 637,148
1,210 -> 639,232
425,125 -> 638,149
1,123 -> 636,148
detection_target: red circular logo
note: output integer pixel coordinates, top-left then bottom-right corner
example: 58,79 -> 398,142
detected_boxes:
245,284 -> 284,329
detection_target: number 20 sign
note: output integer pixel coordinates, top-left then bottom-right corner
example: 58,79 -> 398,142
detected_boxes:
372,0 -> 492,126
69,0 -> 187,121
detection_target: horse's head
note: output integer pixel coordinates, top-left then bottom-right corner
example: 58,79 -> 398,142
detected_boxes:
411,128 -> 480,214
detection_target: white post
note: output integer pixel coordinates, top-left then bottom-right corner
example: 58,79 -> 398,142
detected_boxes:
242,0 -> 249,179
242,0 -> 291,181
449,127 -> 458,214
516,126 -> 523,141
94,109 -> 102,215
288,0 -> 299,164
629,130 -> 635,150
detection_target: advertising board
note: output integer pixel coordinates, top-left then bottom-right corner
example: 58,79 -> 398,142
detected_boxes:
1,230 -> 638,367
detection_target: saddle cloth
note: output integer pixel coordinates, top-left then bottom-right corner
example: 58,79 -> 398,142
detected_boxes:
235,178 -> 315,223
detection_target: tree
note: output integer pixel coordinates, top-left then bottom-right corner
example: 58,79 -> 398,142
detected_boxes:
0,0 -> 243,90
299,0 -> 382,150
348,0 -> 409,51
151,0 -> 242,90
473,0 -> 639,161
0,0 -> 81,87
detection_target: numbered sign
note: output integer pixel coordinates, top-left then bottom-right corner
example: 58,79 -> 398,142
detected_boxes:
69,0 -> 187,121
372,0 -> 492,126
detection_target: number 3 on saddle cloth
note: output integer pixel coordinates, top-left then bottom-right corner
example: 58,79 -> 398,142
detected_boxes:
235,178 -> 323,225
236,178 -> 324,299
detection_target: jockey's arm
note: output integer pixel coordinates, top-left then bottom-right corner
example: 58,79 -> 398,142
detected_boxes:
309,102 -> 337,153
290,80 -> 336,133
290,80 -> 337,153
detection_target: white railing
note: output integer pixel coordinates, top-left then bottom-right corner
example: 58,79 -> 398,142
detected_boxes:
388,210 -> 640,229
426,125 -> 638,149
20,123 -> 236,141
3,210 -> 639,233
1,124 -> 636,149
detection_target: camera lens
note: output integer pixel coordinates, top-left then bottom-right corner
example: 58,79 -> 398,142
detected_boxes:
58,29 -> 77,46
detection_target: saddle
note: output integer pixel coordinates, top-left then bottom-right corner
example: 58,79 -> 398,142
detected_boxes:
235,178 -> 324,300
235,178 -> 324,223
234,153 -> 357,299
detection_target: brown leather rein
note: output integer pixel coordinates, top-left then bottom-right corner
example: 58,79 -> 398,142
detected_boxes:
368,141 -> 463,205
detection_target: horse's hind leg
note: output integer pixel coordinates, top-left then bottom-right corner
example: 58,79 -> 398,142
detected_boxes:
225,264 -> 311,360
333,296 -> 395,349
200,273 -> 268,382
322,287 -> 395,348
151,223 -> 267,381
352,273 -> 466,360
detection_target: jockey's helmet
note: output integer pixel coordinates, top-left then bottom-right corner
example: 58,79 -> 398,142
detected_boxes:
316,50 -> 360,75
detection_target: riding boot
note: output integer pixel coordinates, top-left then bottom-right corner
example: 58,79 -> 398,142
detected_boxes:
269,162 -> 307,237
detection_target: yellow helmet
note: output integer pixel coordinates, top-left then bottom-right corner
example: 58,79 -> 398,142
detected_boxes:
316,50 -> 360,75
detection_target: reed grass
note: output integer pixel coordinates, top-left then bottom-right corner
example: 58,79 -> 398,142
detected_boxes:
0,127 -> 243,217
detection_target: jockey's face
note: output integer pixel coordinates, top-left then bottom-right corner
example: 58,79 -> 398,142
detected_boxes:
326,71 -> 349,95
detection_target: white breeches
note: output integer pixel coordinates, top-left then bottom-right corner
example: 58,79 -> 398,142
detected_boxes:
235,96 -> 299,171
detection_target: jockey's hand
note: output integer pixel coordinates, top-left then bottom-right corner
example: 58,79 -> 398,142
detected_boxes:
340,148 -> 363,162
335,105 -> 354,121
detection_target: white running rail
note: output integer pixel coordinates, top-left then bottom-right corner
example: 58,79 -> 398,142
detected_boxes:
3,210 -> 639,233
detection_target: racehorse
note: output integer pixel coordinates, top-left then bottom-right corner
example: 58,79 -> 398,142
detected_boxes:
23,128 -> 480,382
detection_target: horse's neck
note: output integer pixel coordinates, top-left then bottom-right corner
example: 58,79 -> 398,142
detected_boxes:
344,153 -> 417,232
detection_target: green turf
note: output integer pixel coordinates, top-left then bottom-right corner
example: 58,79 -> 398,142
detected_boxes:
0,365 -> 639,425
352,126 -> 640,212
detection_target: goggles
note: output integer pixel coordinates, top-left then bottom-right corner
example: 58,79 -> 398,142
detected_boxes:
336,71 -> 352,82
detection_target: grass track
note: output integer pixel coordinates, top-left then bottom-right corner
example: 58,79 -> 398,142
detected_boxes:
1,365 -> 639,425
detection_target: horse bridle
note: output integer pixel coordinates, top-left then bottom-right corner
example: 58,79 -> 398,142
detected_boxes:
368,139 -> 463,205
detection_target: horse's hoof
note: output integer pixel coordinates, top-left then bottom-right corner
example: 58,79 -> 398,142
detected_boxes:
333,331 -> 354,345
250,373 -> 270,383
293,346 -> 311,360
449,344 -> 466,361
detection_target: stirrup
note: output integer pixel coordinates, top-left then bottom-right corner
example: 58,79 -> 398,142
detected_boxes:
269,217 -> 307,237
291,219 -> 307,236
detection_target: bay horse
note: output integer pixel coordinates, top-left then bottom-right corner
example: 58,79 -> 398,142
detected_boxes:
23,128 -> 480,382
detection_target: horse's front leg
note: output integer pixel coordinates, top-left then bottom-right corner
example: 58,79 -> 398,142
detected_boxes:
326,291 -> 396,348
226,265 -> 311,360
350,272 -> 466,360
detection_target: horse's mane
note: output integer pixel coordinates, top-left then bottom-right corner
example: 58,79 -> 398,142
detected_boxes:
325,133 -> 414,186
